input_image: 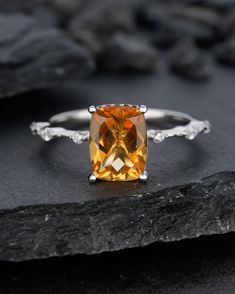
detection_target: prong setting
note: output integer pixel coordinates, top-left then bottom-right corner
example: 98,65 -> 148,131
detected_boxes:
88,174 -> 97,183
139,105 -> 148,114
139,170 -> 148,182
88,105 -> 96,114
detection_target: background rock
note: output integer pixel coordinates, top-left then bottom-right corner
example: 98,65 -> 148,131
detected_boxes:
0,0 -> 235,82
194,0 -> 235,11
168,40 -> 212,80
0,13 -> 94,98
137,3 -> 218,48
215,39 -> 235,66
100,33 -> 158,72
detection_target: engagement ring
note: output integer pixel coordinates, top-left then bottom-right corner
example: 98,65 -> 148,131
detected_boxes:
30,104 -> 210,182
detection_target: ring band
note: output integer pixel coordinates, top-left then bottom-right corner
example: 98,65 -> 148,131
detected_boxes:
30,104 -> 210,182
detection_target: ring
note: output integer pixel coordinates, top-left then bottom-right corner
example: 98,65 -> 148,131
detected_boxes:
30,104 -> 211,182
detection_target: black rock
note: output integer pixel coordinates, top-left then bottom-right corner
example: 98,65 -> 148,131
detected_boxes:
1,172 -> 235,262
100,33 -> 158,72
193,0 -> 235,11
172,5 -> 223,46
0,0 -> 68,27
69,28 -> 104,56
215,39 -> 235,66
219,9 -> 235,38
53,0 -> 82,15
137,3 -> 216,48
68,0 -> 136,53
173,6 -> 221,29
0,0 -> 35,12
0,13 -> 94,98
168,41 -> 212,80
152,29 -> 183,49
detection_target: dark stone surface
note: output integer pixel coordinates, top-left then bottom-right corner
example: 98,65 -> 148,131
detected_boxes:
215,39 -> 235,66
137,2 -> 218,48
195,0 -> 235,11
0,67 -> 234,261
168,41 -> 212,80
0,13 -> 94,98
68,0 -> 136,38
1,172 -> 234,261
100,32 -> 158,72
67,0 -> 137,56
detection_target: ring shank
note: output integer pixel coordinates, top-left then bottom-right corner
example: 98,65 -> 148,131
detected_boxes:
31,108 -> 210,144
50,108 -> 193,126
50,109 -> 90,125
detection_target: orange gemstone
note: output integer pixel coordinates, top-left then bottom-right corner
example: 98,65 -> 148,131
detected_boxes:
89,105 -> 147,181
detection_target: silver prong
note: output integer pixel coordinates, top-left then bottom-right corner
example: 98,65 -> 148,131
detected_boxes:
139,170 -> 148,182
139,105 -> 148,114
88,105 -> 96,114
88,174 -> 97,183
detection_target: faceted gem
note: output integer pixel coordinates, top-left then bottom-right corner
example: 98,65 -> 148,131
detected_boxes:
89,105 -> 147,181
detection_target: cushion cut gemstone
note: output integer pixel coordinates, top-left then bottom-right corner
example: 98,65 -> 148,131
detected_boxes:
89,105 -> 147,181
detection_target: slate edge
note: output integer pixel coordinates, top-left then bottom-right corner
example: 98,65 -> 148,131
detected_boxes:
0,171 -> 234,262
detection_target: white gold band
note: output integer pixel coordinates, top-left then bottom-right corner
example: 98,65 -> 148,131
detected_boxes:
30,107 -> 210,144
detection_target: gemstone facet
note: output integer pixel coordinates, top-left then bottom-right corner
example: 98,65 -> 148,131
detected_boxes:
89,105 -> 147,181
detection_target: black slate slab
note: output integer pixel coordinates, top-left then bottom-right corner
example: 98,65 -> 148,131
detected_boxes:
0,67 -> 235,261
0,13 -> 94,98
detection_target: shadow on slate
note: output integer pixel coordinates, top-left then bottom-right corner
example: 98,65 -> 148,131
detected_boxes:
0,67 -> 235,261
1,234 -> 235,294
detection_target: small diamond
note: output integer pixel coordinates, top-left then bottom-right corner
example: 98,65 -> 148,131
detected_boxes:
40,128 -> 53,141
185,127 -> 198,140
71,132 -> 83,144
153,132 -> 165,143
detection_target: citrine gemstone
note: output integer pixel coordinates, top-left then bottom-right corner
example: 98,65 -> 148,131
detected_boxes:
89,105 -> 147,181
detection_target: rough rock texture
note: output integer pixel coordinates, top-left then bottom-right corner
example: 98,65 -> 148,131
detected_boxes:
1,234 -> 235,294
100,33 -> 158,72
0,172 -> 234,262
0,13 -> 94,98
0,0 -> 235,80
